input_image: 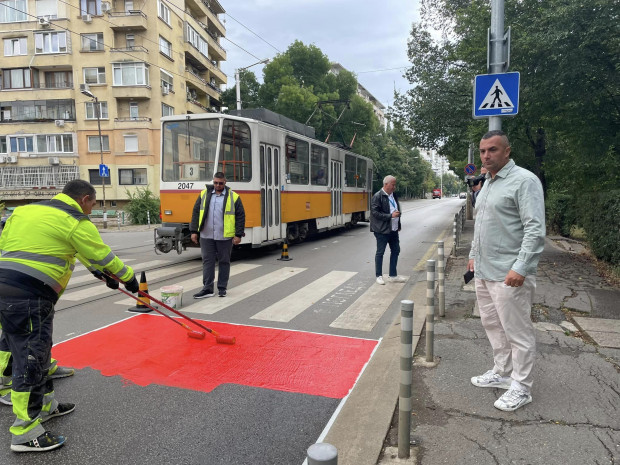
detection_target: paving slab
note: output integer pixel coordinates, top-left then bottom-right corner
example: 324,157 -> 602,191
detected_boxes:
589,288 -> 620,319
564,291 -> 592,313
573,317 -> 620,348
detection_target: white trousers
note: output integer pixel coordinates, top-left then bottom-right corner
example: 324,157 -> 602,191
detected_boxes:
475,276 -> 536,391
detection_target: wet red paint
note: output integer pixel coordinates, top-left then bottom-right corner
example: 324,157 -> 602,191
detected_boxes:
52,315 -> 378,399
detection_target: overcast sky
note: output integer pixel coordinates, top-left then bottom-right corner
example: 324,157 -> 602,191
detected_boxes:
219,0 -> 420,109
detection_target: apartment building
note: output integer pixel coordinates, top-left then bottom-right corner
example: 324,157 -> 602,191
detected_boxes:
0,0 -> 227,209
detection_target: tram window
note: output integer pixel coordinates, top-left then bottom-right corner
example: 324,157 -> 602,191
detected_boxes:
345,154 -> 357,187
310,144 -> 328,186
161,119 -> 218,182
260,145 -> 265,186
285,136 -> 309,185
218,119 -> 252,182
357,158 -> 367,187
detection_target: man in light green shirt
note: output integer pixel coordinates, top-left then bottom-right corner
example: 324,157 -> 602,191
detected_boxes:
468,130 -> 545,412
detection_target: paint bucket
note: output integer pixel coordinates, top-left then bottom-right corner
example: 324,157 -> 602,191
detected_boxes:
160,285 -> 183,309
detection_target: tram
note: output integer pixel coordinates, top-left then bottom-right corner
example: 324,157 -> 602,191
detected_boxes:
154,109 -> 373,254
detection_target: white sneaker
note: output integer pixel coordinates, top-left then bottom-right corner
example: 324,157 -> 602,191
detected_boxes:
376,276 -> 385,285
0,392 -> 11,406
494,388 -> 532,411
388,275 -> 408,283
471,370 -> 512,389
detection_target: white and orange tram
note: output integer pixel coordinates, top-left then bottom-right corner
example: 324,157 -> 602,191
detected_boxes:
154,109 -> 374,254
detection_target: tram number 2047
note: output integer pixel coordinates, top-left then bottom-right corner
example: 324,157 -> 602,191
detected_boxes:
177,182 -> 194,189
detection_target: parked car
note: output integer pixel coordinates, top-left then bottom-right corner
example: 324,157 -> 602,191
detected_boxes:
459,192 -> 467,199
432,188 -> 442,199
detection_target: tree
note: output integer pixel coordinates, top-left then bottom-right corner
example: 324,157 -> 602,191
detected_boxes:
124,187 -> 160,225
220,69 -> 261,110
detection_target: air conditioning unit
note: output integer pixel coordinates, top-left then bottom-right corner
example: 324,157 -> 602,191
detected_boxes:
7,156 -> 17,164
55,119 -> 65,127
82,14 -> 92,23
80,83 -> 90,93
48,157 -> 60,165
101,2 -> 111,13
0,155 -> 7,163
162,86 -> 169,95
38,17 -> 50,27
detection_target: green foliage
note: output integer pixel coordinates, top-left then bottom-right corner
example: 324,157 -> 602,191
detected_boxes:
220,69 -> 261,110
579,191 -> 620,265
546,190 -> 576,237
124,187 -> 160,225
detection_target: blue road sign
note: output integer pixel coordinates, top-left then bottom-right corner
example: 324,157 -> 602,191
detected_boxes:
465,163 -> 476,175
99,164 -> 109,177
473,72 -> 520,118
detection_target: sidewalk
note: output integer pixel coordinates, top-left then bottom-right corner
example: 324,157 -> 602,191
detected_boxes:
379,219 -> 620,464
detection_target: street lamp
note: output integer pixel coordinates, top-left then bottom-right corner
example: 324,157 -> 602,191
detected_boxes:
80,85 -> 107,228
235,58 -> 269,110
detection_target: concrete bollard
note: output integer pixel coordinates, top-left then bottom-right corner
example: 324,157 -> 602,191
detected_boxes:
147,211 -> 151,229
399,300 -> 414,459
426,260 -> 436,363
307,443 -> 337,465
438,242 -> 445,317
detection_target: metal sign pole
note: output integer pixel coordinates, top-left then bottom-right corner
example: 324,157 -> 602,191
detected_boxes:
488,0 -> 505,131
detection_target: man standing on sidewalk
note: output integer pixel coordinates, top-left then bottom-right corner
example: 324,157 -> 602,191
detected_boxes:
190,172 -> 245,298
467,130 -> 545,412
370,175 -> 407,285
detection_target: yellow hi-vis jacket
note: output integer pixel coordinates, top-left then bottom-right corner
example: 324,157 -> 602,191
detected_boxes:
197,188 -> 241,238
0,193 -> 134,297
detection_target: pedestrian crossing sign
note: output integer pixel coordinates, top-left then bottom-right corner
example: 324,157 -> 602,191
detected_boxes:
473,72 -> 520,118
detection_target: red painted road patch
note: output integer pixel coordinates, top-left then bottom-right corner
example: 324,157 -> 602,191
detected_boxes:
53,314 -> 378,399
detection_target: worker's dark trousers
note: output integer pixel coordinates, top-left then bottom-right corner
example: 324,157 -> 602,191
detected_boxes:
0,295 -> 57,444
199,238 -> 233,291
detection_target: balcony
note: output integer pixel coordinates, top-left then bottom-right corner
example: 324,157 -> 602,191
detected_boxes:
108,11 -> 147,31
110,46 -> 148,54
111,86 -> 151,100
206,35 -> 226,61
114,117 -> 152,122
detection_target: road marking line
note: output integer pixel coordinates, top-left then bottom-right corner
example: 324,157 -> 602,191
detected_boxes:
251,270 -> 357,322
113,263 -> 262,306
185,267 -> 306,315
69,259 -> 169,286
329,278 -> 409,331
413,229 -> 450,271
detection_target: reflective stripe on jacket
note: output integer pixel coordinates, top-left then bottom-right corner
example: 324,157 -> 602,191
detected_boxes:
197,188 -> 240,238
0,193 -> 133,296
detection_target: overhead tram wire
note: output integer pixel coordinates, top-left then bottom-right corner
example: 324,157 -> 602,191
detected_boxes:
224,13 -> 281,54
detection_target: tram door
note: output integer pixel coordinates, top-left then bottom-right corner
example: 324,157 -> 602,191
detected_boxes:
331,160 -> 343,226
260,143 -> 281,241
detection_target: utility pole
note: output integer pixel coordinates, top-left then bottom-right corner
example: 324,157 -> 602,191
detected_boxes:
488,0 -> 506,131
466,144 -> 474,220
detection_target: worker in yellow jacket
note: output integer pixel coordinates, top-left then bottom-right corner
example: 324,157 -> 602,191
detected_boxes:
0,179 -> 139,453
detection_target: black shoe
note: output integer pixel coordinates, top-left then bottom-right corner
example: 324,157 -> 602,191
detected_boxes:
218,289 -> 226,297
193,289 -> 214,299
11,431 -> 66,452
40,403 -> 75,423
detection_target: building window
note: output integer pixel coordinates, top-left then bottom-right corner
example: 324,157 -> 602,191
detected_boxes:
89,169 -> 112,185
81,33 -> 104,52
158,0 -> 170,25
119,168 -> 147,185
285,136 -> 309,185
112,62 -> 149,86
0,99 -> 74,121
36,0 -> 58,18
84,67 -> 106,84
36,134 -> 73,153
9,135 -> 34,152
129,102 -> 138,120
124,134 -> 138,152
35,31 -> 67,54
185,24 -> 208,58
161,103 -> 173,117
85,101 -> 108,119
159,36 -> 172,58
80,0 -> 101,15
160,69 -> 173,93
2,68 -> 33,89
125,33 -> 135,49
4,37 -> 27,56
310,144 -> 328,186
0,136 -> 7,153
0,1 -> 27,23
44,71 -> 72,89
88,135 -> 109,152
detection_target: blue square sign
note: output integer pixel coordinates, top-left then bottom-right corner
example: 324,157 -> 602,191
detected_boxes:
473,72 -> 520,118
99,164 -> 109,177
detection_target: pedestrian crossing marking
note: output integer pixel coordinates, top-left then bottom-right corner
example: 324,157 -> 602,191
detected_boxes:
62,262 -> 202,301
329,278 -> 409,331
73,258 -> 136,271
478,79 -> 514,109
250,271 -> 357,322
113,263 -> 261,306
69,259 -> 168,286
184,267 -> 307,315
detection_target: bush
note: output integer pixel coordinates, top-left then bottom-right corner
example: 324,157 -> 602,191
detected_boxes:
580,190 -> 620,266
546,190 -> 576,237
124,187 -> 161,225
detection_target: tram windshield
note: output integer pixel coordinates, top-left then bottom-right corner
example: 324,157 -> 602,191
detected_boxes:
161,118 -> 220,182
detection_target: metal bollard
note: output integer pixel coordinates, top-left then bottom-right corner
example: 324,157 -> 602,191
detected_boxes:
438,242 -> 445,317
122,211 -> 125,225
426,260 -> 436,363
307,443 -> 337,465
147,211 -> 151,229
399,300 -> 414,459
453,214 -> 458,256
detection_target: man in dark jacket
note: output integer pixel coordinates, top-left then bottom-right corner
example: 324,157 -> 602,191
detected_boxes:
190,172 -> 245,298
370,175 -> 407,285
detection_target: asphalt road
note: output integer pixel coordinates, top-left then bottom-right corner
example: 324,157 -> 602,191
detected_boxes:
0,198 -> 465,464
